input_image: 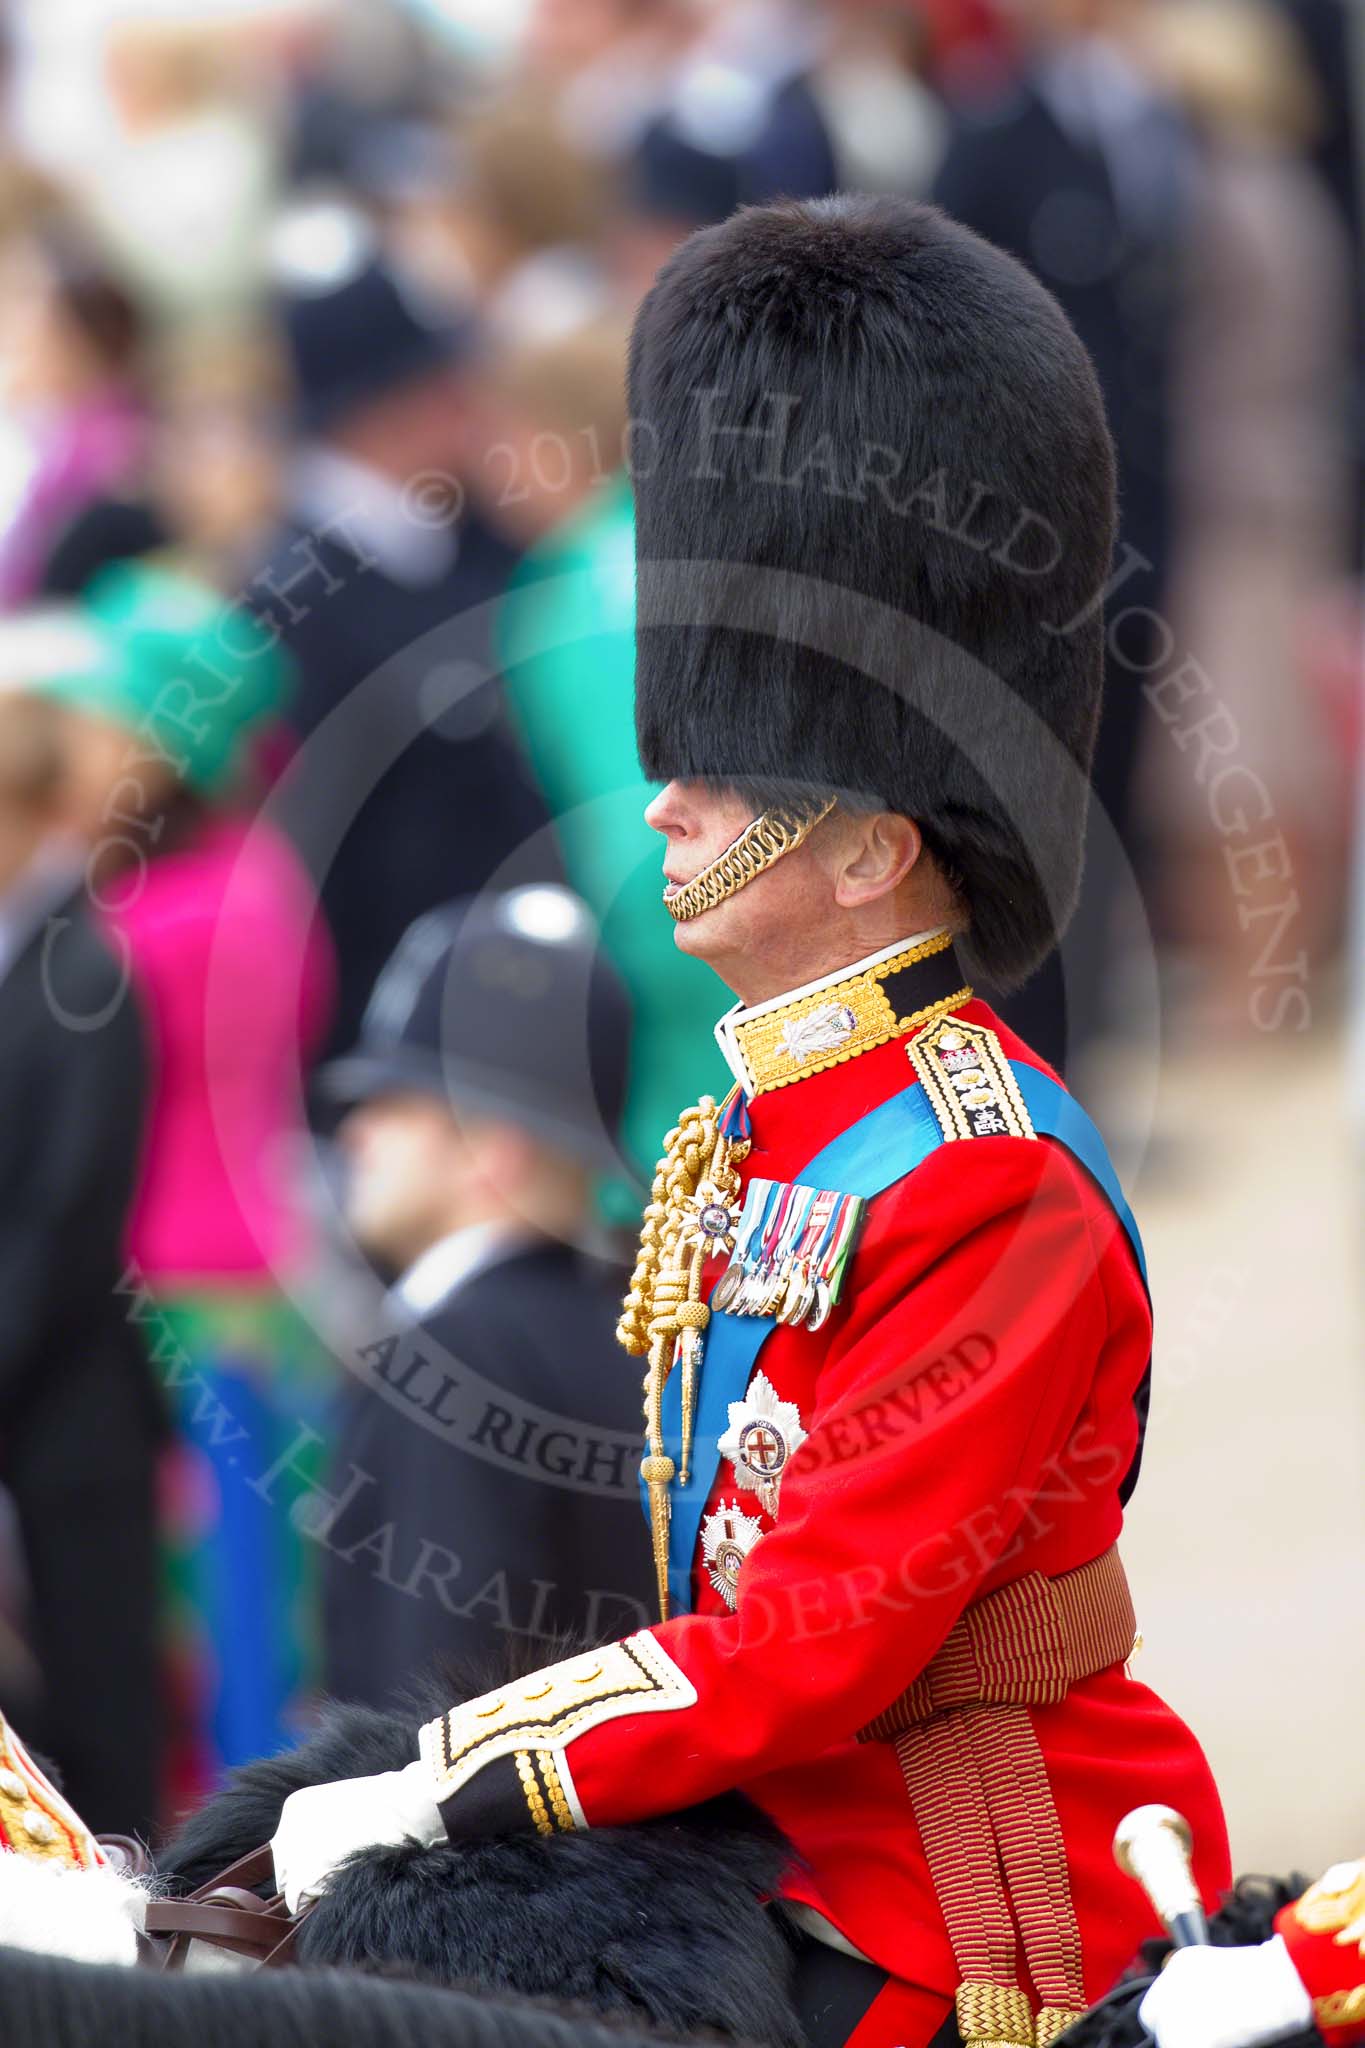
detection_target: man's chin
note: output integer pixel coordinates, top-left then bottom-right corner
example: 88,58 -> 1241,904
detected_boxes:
669,909 -> 747,992
670,909 -> 722,959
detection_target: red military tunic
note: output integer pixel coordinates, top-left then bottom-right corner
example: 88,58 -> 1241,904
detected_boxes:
422,950 -> 1230,2040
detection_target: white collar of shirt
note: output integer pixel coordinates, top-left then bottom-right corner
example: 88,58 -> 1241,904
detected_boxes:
388,1222 -> 535,1323
713,926 -> 947,1094
289,444 -> 458,589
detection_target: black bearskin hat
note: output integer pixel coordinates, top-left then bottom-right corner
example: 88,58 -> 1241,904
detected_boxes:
629,196 -> 1117,989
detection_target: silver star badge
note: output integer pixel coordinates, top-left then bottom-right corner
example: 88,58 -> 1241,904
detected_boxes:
681,1181 -> 740,1257
716,1370 -> 807,1517
700,1501 -> 765,1610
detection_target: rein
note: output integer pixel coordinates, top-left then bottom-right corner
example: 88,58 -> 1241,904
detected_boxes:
134,1843 -> 314,1971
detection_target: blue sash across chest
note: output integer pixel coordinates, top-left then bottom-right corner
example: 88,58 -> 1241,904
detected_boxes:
644,1061 -> 1150,1614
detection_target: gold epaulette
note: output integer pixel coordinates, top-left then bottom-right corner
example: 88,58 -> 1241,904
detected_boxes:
905,1014 -> 1035,1143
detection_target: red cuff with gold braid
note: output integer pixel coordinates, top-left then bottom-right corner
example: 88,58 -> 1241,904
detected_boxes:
1275,1860 -> 1365,2046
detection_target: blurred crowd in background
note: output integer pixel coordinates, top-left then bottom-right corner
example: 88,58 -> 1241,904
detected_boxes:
0,0 -> 1359,1860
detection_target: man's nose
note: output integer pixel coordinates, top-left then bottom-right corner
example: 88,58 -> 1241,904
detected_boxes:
644,782 -> 689,837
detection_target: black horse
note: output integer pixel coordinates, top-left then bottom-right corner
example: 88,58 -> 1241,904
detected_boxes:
156,1660 -> 805,2047
0,1945 -> 700,2048
0,1654 -> 1322,2048
153,1662 -> 1326,2048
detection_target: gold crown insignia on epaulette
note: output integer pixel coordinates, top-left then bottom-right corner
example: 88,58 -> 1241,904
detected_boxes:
906,1015 -> 1035,1143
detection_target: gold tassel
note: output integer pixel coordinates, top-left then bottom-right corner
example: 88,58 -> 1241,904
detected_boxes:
1035,2009 -> 1087,2047
955,1980 -> 1036,2048
640,1453 -> 675,1620
617,1096 -> 745,1622
676,1255 -> 709,1484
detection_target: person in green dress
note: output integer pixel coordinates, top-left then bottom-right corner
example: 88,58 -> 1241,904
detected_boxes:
482,324 -> 725,1220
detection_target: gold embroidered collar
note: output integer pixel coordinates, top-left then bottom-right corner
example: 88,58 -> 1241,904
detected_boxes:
715,929 -> 972,1097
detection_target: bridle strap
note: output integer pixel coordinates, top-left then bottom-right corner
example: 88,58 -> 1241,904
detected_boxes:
140,1842 -> 313,1971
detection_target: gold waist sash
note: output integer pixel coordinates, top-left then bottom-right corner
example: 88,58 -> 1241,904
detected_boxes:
857,1546 -> 1138,2048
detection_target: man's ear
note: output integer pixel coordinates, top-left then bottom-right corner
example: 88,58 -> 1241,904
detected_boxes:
831,812 -> 923,909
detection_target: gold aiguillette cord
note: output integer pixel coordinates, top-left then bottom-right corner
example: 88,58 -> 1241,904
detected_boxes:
617,1095 -> 746,1621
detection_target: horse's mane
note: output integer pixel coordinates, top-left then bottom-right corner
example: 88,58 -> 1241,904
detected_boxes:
0,1947 -> 695,2048
157,1646 -> 803,2048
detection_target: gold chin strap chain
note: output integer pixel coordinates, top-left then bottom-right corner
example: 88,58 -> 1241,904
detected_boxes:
664,797 -> 838,922
617,1095 -> 748,1621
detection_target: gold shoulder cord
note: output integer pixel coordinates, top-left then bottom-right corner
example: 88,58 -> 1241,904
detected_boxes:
617,1095 -> 748,1621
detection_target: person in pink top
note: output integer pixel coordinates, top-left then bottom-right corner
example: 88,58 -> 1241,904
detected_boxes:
40,560 -> 333,1816
113,811 -> 323,1284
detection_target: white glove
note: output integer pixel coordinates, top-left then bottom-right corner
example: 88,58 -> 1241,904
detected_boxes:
1138,1937 -> 1313,2048
270,1759 -> 445,1914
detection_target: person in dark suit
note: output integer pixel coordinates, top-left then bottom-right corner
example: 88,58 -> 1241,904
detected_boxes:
933,2 -> 1194,1076
0,679 -> 160,1838
315,885 -> 654,1705
251,244 -> 559,1060
618,52 -> 839,303
1274,0 -> 1364,567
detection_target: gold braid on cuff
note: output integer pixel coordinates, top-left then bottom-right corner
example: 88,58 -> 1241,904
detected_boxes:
664,798 -> 837,922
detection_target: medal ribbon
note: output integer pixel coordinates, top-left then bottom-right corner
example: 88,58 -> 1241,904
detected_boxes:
752,1180 -> 801,1304
719,1088 -> 752,1144
791,1188 -> 838,1267
823,1193 -> 866,1305
733,1179 -> 779,1268
772,1183 -> 814,1269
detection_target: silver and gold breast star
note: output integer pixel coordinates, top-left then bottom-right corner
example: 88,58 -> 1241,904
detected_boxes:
716,1370 -> 807,1517
700,1501 -> 765,1610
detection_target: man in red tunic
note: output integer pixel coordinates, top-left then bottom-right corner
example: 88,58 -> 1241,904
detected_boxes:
272,196 -> 1230,2048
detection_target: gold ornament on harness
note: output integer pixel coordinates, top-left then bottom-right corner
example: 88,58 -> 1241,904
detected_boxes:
616,1093 -> 748,1621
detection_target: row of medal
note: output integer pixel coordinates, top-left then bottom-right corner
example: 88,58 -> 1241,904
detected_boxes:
708,1177 -> 866,1329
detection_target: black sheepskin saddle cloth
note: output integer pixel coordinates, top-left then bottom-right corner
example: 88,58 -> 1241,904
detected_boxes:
158,1657 -> 804,2048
